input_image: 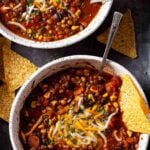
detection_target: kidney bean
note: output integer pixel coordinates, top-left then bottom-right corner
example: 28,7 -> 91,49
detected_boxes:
27,135 -> 40,148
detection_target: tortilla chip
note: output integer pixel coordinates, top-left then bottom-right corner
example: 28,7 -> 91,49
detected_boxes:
0,37 -> 11,49
0,84 -> 15,121
0,50 -> 4,81
119,75 -> 150,134
0,37 -> 11,81
97,9 -> 137,58
2,45 -> 38,92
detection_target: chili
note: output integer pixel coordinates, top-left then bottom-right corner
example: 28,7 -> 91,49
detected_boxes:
19,67 -> 140,150
0,0 -> 101,41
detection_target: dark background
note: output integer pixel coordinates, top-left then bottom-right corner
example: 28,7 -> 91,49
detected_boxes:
0,0 -> 150,149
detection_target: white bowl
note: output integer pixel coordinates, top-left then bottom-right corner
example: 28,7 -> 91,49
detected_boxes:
9,55 -> 149,149
0,1 -> 113,49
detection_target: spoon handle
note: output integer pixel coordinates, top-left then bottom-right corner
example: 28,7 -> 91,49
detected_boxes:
99,11 -> 123,73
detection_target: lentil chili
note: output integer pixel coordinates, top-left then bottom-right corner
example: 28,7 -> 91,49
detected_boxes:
19,67 -> 140,150
0,0 -> 101,41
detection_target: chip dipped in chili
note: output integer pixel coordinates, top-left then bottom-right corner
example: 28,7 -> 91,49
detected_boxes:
0,0 -> 101,42
19,68 -> 140,150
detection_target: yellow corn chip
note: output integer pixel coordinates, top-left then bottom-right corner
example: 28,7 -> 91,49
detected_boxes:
0,84 -> 15,121
0,37 -> 11,49
2,45 -> 38,92
119,75 -> 150,133
97,9 -> 137,58
0,50 -> 4,81
0,37 -> 11,81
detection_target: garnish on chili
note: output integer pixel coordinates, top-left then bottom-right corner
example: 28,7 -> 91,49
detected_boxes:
19,68 -> 140,150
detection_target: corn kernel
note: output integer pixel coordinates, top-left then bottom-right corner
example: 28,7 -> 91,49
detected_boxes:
43,91 -> 50,99
110,95 -> 117,101
48,30 -> 52,34
71,25 -> 79,31
38,124 -> 44,129
58,115 -> 61,120
113,102 -> 118,108
9,3 -> 14,8
61,24 -> 66,28
92,105 -> 98,111
60,98 -> 67,105
75,9 -> 81,17
27,29 -> 32,34
67,20 -> 73,25
81,76 -> 86,82
103,92 -> 108,98
51,100 -> 57,106
48,144 -> 54,149
41,129 -> 46,134
61,19 -> 65,24
105,104 -> 109,111
35,33 -> 39,39
88,93 -> 95,102
127,130 -> 132,137
30,101 -> 37,108
38,35 -> 43,40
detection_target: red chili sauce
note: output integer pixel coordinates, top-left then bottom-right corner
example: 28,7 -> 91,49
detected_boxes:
19,68 -> 140,150
0,0 -> 101,41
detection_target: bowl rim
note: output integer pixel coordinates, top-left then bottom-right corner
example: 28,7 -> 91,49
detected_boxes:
9,55 -> 149,149
0,0 -> 113,49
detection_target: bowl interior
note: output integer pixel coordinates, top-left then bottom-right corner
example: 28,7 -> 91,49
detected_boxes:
9,55 -> 149,150
0,1 -> 113,48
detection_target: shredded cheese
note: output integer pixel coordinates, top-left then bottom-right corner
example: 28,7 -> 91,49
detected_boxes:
78,96 -> 83,107
43,106 -> 118,147
8,21 -> 26,31
25,116 -> 43,136
48,125 -> 54,139
13,3 -> 22,10
98,131 -> 107,147
52,121 -> 60,136
25,5 -> 34,20
113,130 -> 122,141
20,131 -> 26,144
33,0 -> 46,11
68,10 -> 75,18
0,6 -> 11,10
104,108 -> 118,129
90,0 -> 108,4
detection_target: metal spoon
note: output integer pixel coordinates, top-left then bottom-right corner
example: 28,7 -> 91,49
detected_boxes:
99,12 -> 123,73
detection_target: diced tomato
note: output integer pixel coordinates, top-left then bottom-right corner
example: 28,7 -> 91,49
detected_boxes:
105,76 -> 122,93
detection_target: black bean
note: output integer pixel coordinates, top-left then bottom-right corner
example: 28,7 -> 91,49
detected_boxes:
59,9 -> 68,17
49,7 -> 56,15
53,13 -> 62,21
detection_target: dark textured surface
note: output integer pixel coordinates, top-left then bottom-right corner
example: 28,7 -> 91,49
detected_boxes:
0,0 -> 150,149
0,119 -> 12,150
